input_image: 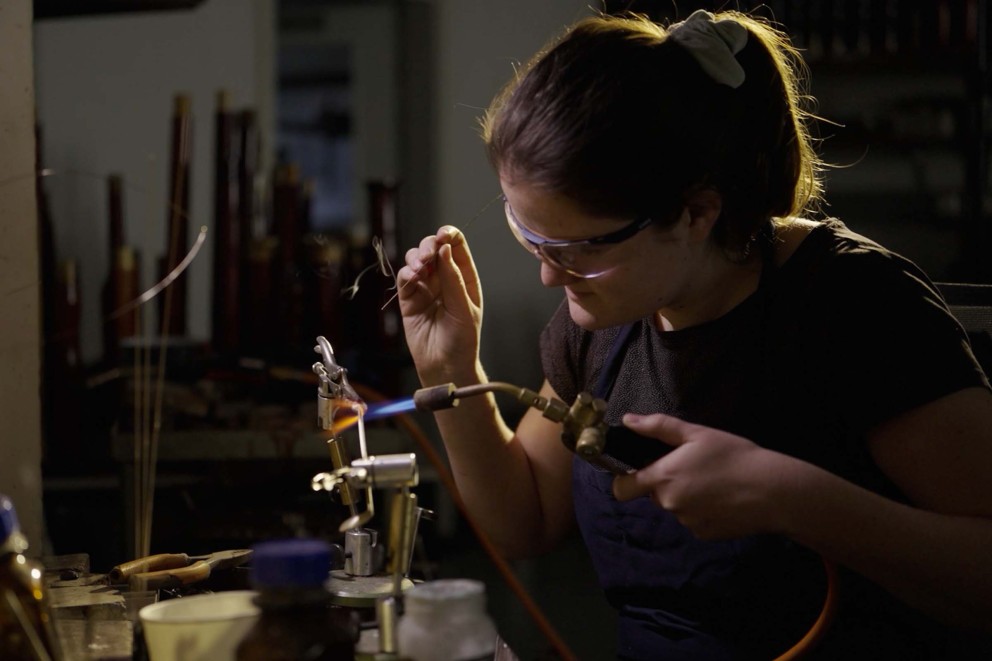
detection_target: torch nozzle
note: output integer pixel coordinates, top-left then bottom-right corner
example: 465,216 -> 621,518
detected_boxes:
413,383 -> 459,411
412,382 -> 571,424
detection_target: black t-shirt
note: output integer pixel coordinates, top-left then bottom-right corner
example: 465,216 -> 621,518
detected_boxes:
540,219 -> 990,659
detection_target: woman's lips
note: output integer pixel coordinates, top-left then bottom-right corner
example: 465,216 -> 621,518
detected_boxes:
565,287 -> 591,301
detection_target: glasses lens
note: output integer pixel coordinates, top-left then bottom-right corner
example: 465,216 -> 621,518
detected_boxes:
539,243 -> 614,277
505,205 -> 543,260
504,200 -> 618,278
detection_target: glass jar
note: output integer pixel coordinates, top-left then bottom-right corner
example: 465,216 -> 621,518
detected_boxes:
0,494 -> 62,660
236,538 -> 358,661
397,579 -> 497,661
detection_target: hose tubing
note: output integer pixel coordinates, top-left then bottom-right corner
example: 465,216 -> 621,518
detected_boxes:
364,380 -> 840,659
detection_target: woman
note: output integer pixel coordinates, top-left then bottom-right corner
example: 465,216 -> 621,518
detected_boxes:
397,10 -> 992,659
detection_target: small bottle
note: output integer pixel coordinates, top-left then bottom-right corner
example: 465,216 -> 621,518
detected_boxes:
397,579 -> 497,661
236,538 -> 358,661
0,494 -> 62,660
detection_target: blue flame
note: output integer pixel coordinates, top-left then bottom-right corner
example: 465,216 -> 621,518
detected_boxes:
365,396 -> 417,421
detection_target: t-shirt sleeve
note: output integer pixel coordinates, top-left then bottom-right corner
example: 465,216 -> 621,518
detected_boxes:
808,249 -> 989,434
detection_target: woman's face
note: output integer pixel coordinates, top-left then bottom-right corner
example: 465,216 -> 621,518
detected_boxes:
500,178 -> 701,330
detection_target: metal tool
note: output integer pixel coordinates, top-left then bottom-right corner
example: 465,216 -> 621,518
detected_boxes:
305,336 -> 628,660
307,337 -> 430,654
413,382 -> 634,474
110,549 -> 253,591
312,454 -> 423,611
313,335 -> 364,431
313,336 -> 376,529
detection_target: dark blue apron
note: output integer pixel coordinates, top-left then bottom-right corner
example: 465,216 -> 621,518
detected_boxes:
573,325 -> 826,660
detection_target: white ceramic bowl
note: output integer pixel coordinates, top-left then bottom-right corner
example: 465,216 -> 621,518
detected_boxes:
139,590 -> 260,661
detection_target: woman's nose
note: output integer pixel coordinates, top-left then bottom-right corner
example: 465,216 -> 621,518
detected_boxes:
540,259 -> 578,287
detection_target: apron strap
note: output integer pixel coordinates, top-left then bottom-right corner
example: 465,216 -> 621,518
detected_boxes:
593,323 -> 636,400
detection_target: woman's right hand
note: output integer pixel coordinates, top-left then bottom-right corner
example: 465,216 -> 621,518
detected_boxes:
397,226 -> 483,385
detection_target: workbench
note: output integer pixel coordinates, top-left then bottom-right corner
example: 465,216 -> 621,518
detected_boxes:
46,555 -> 134,661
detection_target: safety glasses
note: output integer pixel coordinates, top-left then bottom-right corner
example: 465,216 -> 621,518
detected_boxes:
503,197 -> 656,279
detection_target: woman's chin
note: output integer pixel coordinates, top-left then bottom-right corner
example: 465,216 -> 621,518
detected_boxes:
567,297 -> 647,331
567,299 -> 611,331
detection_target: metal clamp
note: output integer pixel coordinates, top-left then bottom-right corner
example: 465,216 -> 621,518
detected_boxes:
313,336 -> 364,431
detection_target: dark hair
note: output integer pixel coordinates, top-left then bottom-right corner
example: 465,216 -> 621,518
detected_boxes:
481,11 -> 824,254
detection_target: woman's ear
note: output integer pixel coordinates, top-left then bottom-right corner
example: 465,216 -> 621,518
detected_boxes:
683,188 -> 723,241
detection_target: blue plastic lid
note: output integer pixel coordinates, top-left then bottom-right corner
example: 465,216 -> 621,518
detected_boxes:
250,538 -> 331,589
0,494 -> 19,542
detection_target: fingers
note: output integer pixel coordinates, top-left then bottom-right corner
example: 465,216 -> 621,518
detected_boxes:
399,228 -> 454,279
612,469 -> 656,502
398,226 -> 480,308
439,227 -> 482,308
622,412 -> 696,447
397,259 -> 431,309
433,244 -> 473,319
397,233 -> 444,297
611,413 -> 694,502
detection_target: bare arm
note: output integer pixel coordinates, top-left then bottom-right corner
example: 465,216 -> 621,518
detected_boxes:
612,387 -> 992,629
397,227 -> 575,558
783,387 -> 992,628
430,379 -> 576,558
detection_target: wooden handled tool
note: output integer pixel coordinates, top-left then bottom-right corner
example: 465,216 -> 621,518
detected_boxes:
111,549 -> 253,591
109,553 -> 191,584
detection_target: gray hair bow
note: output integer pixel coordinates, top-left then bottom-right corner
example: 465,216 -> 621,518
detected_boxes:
668,9 -> 748,88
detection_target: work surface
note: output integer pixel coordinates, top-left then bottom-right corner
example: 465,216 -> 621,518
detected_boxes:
47,571 -> 134,661
43,538 -> 602,661
47,580 -> 523,661
44,551 -> 255,660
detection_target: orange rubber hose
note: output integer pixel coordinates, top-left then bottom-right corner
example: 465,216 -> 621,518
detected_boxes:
773,556 -> 839,660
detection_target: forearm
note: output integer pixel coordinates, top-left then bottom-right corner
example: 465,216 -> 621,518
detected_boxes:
426,367 -> 557,559
772,456 -> 992,630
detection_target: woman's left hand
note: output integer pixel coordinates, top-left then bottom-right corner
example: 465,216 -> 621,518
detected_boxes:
612,413 -> 794,540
